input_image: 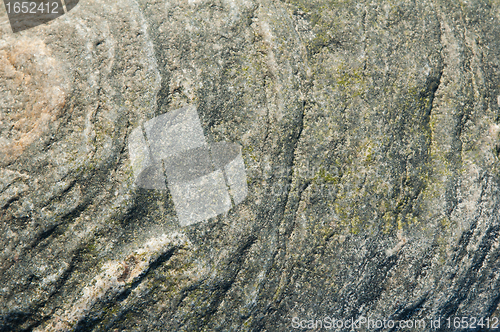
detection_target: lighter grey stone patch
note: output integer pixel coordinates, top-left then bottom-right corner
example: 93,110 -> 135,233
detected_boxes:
144,105 -> 207,162
170,170 -> 232,226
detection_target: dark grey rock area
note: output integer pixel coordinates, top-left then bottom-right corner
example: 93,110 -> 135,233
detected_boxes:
1,0 -> 500,331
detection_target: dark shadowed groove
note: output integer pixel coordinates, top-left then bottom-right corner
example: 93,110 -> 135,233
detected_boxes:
122,247 -> 179,300
26,252 -> 79,331
435,197 -> 495,324
74,247 -> 179,331
0,248 -> 80,332
284,100 -> 307,207
28,224 -> 58,250
137,236 -> 257,331
28,198 -> 92,253
0,311 -> 33,332
190,235 -> 257,331
0,195 -> 20,211
443,173 -> 489,283
438,221 -> 500,322
401,64 -> 443,217
383,294 -> 429,332
249,94 -> 308,331
351,250 -> 400,314
488,276 -> 500,318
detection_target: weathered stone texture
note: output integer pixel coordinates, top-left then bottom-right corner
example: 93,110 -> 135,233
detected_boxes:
1,0 -> 500,331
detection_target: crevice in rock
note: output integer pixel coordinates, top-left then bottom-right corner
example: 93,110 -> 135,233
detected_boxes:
74,247 -> 178,331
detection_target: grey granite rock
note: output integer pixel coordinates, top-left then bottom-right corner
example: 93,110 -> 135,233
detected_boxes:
1,0 -> 500,331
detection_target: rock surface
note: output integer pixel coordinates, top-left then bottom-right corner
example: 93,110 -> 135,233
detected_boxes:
1,0 -> 500,331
